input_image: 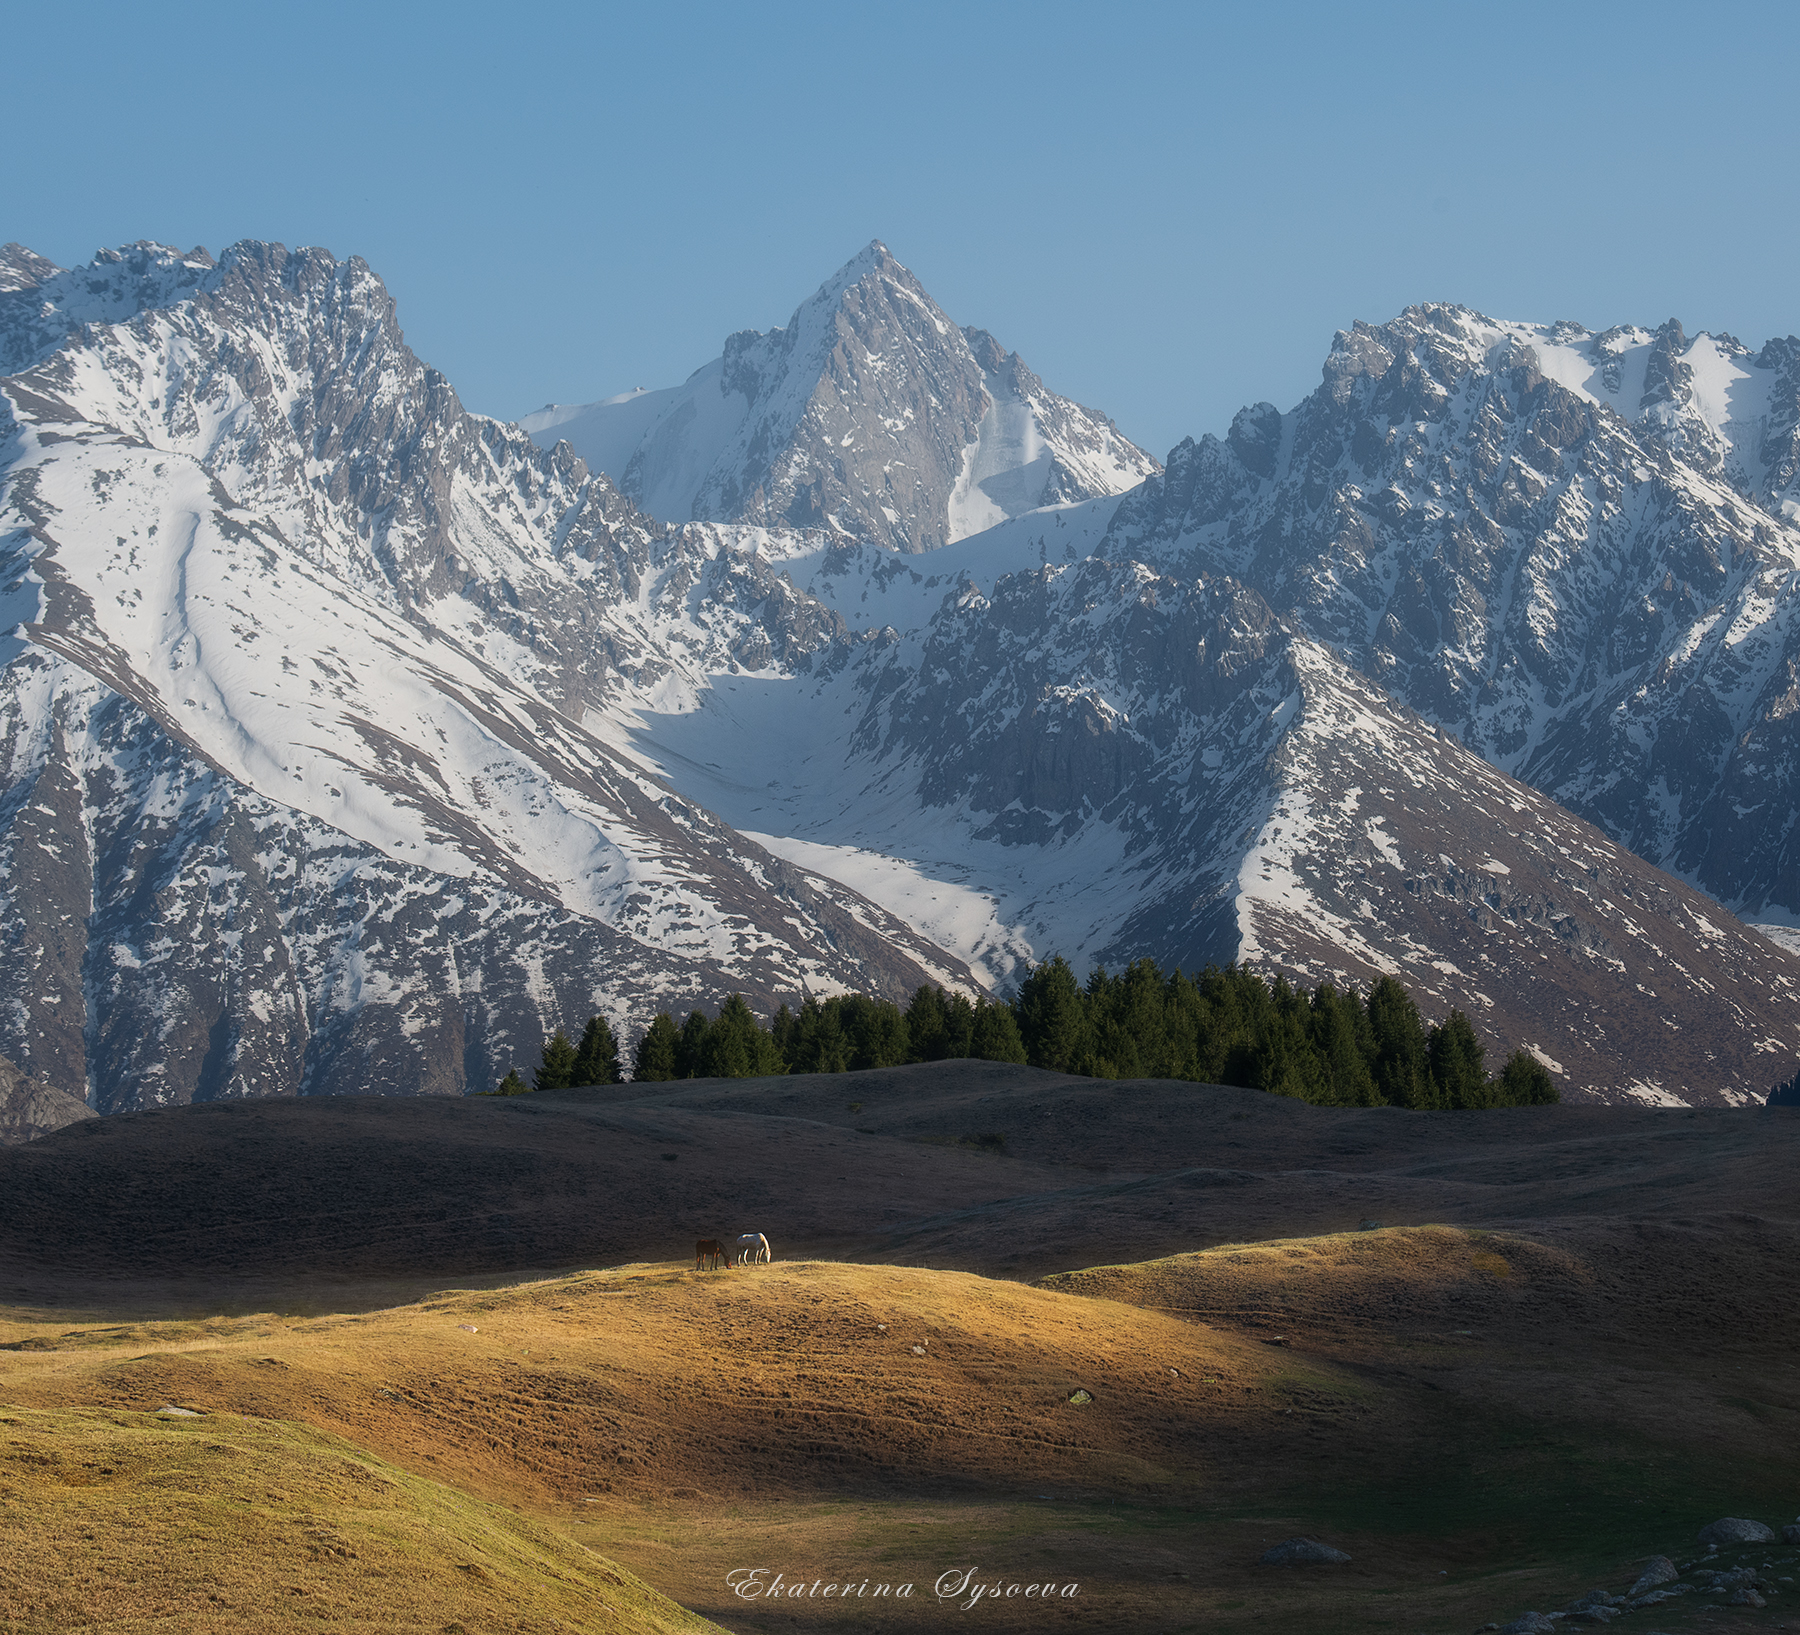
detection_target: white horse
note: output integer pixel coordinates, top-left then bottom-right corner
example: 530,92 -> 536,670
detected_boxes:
734,1232 -> 771,1265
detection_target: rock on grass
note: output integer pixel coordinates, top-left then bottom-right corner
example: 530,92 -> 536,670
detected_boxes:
1697,1516 -> 1776,1545
1258,1536 -> 1349,1564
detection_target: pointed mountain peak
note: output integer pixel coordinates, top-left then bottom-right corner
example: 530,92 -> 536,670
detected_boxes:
524,243 -> 1157,551
788,238 -> 927,329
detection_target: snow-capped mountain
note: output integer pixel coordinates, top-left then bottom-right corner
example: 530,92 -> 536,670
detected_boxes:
521,242 -> 1159,552
0,240 -> 969,1110
1098,303 -> 1800,928
8,237 -> 1800,1110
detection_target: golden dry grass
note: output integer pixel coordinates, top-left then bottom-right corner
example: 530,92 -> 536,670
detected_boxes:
0,1402 -> 719,1634
0,1260 -> 1309,1510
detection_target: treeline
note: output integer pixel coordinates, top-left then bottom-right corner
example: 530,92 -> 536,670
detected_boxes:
634,988 -> 1026,1080
504,956 -> 1557,1109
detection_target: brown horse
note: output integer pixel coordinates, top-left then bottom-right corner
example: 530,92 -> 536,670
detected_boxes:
695,1238 -> 729,1271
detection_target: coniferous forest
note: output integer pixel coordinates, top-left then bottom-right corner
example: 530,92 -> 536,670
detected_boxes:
509,957 -> 1558,1109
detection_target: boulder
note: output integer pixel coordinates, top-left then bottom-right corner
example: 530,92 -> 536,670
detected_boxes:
1727,1587 -> 1768,1608
1497,1615 -> 1557,1635
1697,1517 -> 1775,1546
1627,1555 -> 1679,1597
1784,1523 -> 1800,1545
1258,1537 -> 1350,1565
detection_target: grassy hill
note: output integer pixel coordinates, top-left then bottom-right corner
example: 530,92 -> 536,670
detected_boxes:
2,1066 -> 1796,1631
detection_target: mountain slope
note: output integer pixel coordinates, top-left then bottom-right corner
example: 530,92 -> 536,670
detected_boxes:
605,551 -> 1800,1102
0,241 -> 971,1109
521,242 -> 1159,551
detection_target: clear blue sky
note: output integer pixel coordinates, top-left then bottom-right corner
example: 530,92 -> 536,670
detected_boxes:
10,0 -> 1798,461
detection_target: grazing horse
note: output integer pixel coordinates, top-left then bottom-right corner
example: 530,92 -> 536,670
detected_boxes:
734,1232 -> 772,1266
695,1238 -> 728,1271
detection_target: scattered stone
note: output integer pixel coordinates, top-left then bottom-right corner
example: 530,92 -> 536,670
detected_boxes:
1785,1524 -> 1800,1545
1259,1536 -> 1350,1565
1701,1567 -> 1758,1594
1496,1614 -> 1557,1634
1628,1556 -> 1679,1597
1727,1587 -> 1768,1608
155,1405 -> 201,1418
1357,1219 -> 1384,1230
457,1324 -> 478,1334
1697,1517 -> 1775,1546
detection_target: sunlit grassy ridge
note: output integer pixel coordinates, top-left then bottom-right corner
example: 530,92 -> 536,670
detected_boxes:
0,1403 -> 720,1634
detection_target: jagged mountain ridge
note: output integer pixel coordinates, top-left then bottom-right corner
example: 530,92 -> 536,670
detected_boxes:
520,241 -> 1160,552
0,239 -> 972,1110
1100,303 -> 1800,925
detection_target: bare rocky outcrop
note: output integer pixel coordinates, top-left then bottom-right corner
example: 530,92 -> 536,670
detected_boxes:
0,1053 -> 94,1144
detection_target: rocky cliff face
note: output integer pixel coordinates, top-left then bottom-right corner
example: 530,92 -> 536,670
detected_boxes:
615,547 -> 1800,1102
521,242 -> 1159,552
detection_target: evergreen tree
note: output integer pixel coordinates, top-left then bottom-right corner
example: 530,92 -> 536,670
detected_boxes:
571,1015 -> 623,1086
970,997 -> 1027,1063
835,993 -> 909,1070
633,1014 -> 681,1082
1198,963 -> 1271,1086
1253,976 -> 1329,1100
905,984 -> 952,1061
534,1028 -> 578,1092
700,994 -> 786,1078
1428,1010 -> 1490,1108
937,988 -> 977,1059
770,1003 -> 800,1067
786,996 -> 851,1074
1367,977 -> 1432,1107
1496,1047 -> 1559,1105
676,1008 -> 711,1079
491,1068 -> 530,1096
1014,955 -> 1089,1071
611,962 -> 1546,1112
1308,983 -> 1380,1105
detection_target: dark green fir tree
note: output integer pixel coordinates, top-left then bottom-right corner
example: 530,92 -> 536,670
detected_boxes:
535,1028 -> 578,1092
571,1015 -> 623,1086
633,1014 -> 681,1082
